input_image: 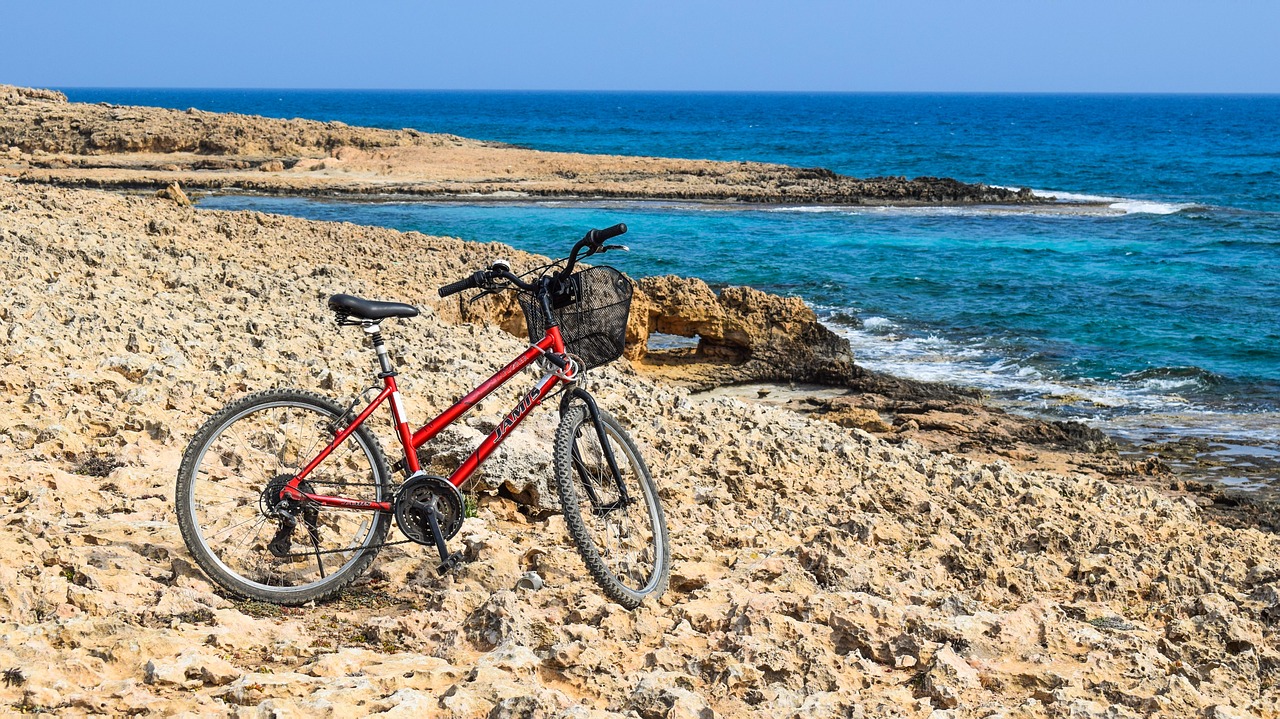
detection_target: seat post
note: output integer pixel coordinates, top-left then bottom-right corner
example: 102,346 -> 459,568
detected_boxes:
363,322 -> 396,377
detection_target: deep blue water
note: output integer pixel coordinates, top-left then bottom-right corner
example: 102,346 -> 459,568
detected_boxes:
62,89 -> 1280,441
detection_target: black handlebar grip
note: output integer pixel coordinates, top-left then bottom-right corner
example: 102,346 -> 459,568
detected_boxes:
587,223 -> 627,245
438,271 -> 485,298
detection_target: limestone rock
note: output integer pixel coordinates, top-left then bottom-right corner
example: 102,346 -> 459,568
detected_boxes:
821,405 -> 892,433
0,180 -> 1274,719
630,672 -> 715,719
633,275 -> 856,386
922,645 -> 981,709
0,83 -> 1044,207
637,275 -> 727,342
155,181 -> 191,206
144,651 -> 240,687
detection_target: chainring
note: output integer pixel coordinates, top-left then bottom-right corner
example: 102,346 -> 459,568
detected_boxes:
394,474 -> 464,545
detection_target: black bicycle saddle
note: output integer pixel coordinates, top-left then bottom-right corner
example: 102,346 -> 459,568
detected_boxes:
328,294 -> 420,320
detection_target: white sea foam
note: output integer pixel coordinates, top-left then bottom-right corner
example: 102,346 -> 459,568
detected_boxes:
1106,200 -> 1191,215
760,197 -> 1192,218
1136,376 -> 1207,392
817,308 -> 1262,442
760,205 -> 858,214
819,308 -> 1239,424
1025,188 -> 1117,203
1025,188 -> 1193,215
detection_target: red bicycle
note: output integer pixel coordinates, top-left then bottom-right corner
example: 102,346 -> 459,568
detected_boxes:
175,224 -> 670,608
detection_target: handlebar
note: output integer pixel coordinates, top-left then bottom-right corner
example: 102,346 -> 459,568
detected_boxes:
586,223 -> 628,245
437,270 -> 488,298
438,264 -> 536,298
437,223 -> 628,299
558,223 -> 626,282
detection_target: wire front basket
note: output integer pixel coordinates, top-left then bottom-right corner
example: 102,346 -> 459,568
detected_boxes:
519,266 -> 633,371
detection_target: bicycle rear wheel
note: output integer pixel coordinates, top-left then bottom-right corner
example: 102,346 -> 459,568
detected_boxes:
553,405 -> 669,608
175,388 -> 391,605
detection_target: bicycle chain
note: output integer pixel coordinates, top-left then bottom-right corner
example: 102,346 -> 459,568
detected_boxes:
272,478 -> 409,560
275,537 -> 416,560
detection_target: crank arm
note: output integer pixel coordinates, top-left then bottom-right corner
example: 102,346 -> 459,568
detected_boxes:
420,501 -> 466,574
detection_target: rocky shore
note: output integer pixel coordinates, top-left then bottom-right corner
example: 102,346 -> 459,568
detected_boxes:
0,84 -> 1044,206
456,270 -> 1147,483
2,180 -> 1278,717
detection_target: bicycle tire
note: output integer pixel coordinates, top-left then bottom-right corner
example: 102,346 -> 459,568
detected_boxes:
175,388 -> 392,605
553,405 -> 670,608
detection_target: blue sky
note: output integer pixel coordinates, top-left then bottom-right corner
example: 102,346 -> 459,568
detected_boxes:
4,1 -> 1278,92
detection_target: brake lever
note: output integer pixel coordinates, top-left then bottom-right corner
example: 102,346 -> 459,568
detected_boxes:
467,285 -> 504,303
600,244 -> 630,253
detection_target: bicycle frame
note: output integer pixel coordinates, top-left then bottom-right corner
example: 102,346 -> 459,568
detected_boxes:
280,325 -> 571,511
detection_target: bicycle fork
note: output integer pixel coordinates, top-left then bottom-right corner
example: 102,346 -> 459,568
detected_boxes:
559,388 -> 633,514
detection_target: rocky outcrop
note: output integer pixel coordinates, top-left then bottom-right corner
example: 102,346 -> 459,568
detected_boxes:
623,275 -> 1121,469
0,85 -> 67,103
453,271 -> 859,389
0,84 -> 1045,206
0,84 -> 448,156
155,181 -> 191,206
630,275 -> 858,385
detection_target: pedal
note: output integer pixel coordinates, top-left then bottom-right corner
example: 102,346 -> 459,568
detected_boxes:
436,551 -> 465,575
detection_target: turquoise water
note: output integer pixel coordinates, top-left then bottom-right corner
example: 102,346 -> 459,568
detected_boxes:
63,89 -> 1280,442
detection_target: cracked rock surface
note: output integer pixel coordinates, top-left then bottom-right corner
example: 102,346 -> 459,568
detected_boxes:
0,181 -> 1277,717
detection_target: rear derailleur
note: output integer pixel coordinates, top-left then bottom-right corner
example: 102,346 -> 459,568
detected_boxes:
262,476 -> 320,558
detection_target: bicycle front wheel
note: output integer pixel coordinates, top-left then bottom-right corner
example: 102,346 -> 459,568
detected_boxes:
553,404 -> 670,608
175,388 -> 392,605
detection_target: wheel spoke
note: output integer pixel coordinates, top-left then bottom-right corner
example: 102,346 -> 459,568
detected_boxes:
178,394 -> 390,602
208,512 -> 269,541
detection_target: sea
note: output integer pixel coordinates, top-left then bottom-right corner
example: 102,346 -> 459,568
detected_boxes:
60,89 -> 1280,457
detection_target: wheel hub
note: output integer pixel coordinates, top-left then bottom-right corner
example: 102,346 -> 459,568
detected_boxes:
260,474 -> 305,517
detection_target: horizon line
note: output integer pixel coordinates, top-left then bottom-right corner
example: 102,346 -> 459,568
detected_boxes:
43,85 -> 1280,97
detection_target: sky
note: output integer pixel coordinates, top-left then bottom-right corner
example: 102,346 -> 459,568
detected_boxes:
3,0 -> 1278,93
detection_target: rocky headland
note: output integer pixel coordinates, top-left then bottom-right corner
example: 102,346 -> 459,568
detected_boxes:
0,84 -> 1044,206
1,179 -> 1278,717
